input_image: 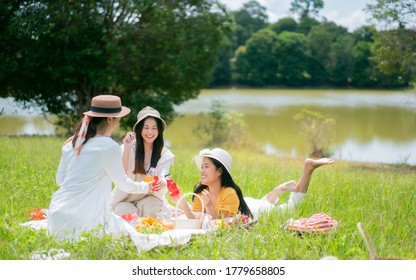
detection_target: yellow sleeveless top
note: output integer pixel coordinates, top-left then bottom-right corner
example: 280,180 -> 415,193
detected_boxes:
192,186 -> 239,217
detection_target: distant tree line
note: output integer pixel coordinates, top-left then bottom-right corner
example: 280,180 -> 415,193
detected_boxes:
0,0 -> 414,133
210,0 -> 415,89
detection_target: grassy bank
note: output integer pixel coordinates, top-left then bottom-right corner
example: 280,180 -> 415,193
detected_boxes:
1,136 -> 415,260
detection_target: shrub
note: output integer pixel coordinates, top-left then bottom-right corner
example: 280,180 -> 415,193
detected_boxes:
294,109 -> 336,158
193,100 -> 251,148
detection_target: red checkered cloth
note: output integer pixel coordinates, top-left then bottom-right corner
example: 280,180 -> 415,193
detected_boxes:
285,212 -> 338,234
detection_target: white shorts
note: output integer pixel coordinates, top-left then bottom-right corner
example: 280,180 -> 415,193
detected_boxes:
245,192 -> 306,220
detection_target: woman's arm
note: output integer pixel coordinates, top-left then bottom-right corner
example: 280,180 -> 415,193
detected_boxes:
55,144 -> 71,185
121,132 -> 135,173
194,188 -> 239,219
157,156 -> 173,177
179,198 -> 195,219
103,144 -> 151,194
153,150 -> 174,199
200,189 -> 218,218
170,190 -> 195,219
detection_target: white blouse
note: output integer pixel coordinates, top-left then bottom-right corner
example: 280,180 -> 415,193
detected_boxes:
48,137 -> 149,241
110,145 -> 174,208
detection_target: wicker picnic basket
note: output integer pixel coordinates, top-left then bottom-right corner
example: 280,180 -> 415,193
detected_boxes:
174,192 -> 205,229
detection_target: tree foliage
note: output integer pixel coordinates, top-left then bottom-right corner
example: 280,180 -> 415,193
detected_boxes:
294,109 -> 335,158
306,22 -> 348,85
2,0 -> 413,116
0,0 -> 232,132
193,100 -> 250,148
210,0 -> 269,87
351,40 -> 376,87
290,0 -> 324,19
269,17 -> 298,34
210,36 -> 234,86
234,29 -> 279,86
366,0 -> 416,84
275,31 -> 310,86
232,0 -> 268,47
371,29 -> 415,86
366,0 -> 415,30
326,34 -> 355,86
296,15 -> 320,35
228,0 -> 413,89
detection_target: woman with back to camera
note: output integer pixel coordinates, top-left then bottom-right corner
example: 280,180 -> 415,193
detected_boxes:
111,106 -> 174,220
47,95 -> 159,241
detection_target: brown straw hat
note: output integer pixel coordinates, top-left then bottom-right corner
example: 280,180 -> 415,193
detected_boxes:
83,95 -> 130,118
132,106 -> 166,132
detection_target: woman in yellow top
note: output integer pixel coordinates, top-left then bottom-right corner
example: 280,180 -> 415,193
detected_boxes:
175,148 -> 251,219
175,148 -> 334,220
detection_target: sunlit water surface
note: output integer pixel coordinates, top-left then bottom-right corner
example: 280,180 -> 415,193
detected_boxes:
1,89 -> 415,165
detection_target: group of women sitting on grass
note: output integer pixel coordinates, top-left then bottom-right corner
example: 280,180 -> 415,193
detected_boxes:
47,94 -> 334,242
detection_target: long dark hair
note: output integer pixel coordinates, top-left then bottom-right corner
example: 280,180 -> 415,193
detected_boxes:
193,157 -> 252,217
71,116 -> 106,148
133,116 -> 165,174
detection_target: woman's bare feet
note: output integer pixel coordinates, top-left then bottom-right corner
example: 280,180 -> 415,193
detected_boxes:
305,158 -> 334,171
281,180 -> 297,192
265,159 -> 334,202
295,158 -> 334,193
266,180 -> 297,203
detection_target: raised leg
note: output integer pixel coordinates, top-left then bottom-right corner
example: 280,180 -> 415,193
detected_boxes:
266,180 -> 296,203
295,158 -> 334,193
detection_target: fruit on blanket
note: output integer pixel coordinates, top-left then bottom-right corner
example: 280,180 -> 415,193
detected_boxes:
140,215 -> 155,225
210,214 -> 252,228
29,208 -> 46,220
120,213 -> 138,222
233,214 -> 251,225
134,216 -> 174,234
211,219 -> 227,227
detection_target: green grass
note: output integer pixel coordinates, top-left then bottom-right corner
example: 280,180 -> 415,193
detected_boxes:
1,136 -> 415,260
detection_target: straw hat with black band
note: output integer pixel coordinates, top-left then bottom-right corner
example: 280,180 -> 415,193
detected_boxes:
74,95 -> 130,155
83,95 -> 130,118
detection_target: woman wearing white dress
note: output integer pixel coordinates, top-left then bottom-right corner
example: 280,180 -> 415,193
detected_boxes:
111,106 -> 174,219
47,95 -> 159,241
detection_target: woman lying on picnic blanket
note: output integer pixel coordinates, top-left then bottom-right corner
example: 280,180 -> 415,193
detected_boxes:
173,148 -> 334,220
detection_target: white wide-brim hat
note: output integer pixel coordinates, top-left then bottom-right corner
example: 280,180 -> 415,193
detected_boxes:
132,106 -> 166,132
83,95 -> 130,118
193,148 -> 232,175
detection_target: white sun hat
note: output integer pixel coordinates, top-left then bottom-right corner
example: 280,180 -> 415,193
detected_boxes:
132,106 -> 166,132
193,148 -> 232,174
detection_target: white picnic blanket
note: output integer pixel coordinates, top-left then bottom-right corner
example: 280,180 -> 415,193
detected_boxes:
20,218 -> 209,252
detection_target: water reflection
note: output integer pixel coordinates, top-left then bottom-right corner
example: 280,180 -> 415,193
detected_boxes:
333,138 -> 415,165
0,116 -> 56,136
168,89 -> 416,165
0,97 -> 56,135
1,89 -> 416,165
176,89 -> 416,114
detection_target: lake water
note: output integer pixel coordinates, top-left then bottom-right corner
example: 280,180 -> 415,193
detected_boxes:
1,89 -> 416,165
